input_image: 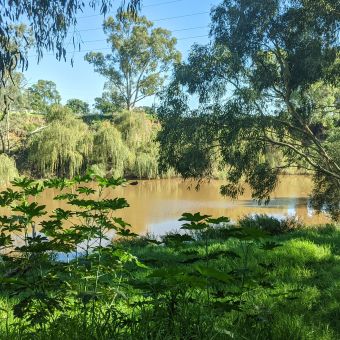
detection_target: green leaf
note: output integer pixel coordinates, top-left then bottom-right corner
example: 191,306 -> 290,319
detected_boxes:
0,189 -> 22,206
179,212 -> 211,222
50,208 -> 74,220
11,177 -> 35,189
77,186 -> 96,195
54,193 -> 78,201
13,202 -> 46,218
207,216 -> 230,224
180,222 -> 207,230
195,265 -> 232,283
117,228 -> 138,238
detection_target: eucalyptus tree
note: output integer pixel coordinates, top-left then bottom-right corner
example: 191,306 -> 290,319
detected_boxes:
158,0 -> 340,219
66,98 -> 90,115
85,13 -> 181,111
94,87 -> 125,115
27,80 -> 61,114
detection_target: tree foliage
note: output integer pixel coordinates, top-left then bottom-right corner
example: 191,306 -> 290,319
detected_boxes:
0,153 -> 18,184
66,98 -> 90,115
92,120 -> 133,177
0,0 -> 141,83
158,0 -> 340,219
24,106 -> 160,179
28,106 -> 92,177
85,13 -> 181,110
28,80 -> 61,114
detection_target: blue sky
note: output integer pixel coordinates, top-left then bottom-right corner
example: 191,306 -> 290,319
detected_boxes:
23,0 -> 221,107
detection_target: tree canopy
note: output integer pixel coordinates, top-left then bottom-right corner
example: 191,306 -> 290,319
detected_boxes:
85,13 -> 181,111
27,80 -> 61,114
158,0 -> 340,219
0,0 -> 141,84
66,98 -> 90,115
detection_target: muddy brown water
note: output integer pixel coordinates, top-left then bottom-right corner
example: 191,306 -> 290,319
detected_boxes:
11,175 -> 329,237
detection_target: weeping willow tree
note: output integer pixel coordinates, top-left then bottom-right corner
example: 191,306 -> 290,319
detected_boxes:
0,154 -> 19,185
114,110 -> 160,178
92,120 -> 133,177
28,106 -> 93,178
133,152 -> 159,179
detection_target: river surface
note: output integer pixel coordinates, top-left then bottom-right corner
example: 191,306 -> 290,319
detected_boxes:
29,175 -> 330,236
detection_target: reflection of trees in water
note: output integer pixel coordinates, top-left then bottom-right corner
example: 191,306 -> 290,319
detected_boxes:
3,176 -> 329,237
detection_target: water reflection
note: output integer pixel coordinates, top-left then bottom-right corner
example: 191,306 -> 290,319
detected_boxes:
110,176 -> 330,235
2,176 -> 331,237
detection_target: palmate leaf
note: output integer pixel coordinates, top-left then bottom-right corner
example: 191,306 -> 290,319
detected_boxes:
181,222 -> 207,230
0,215 -> 26,232
54,193 -> 78,201
50,208 -> 74,220
96,177 -> 127,188
116,228 -> 138,238
207,216 -> 230,224
13,202 -> 46,218
179,212 -> 211,222
112,217 -> 131,228
195,265 -> 233,283
44,178 -> 73,190
40,219 -> 63,236
72,172 -> 94,184
0,189 -> 22,206
0,233 -> 12,247
77,186 -> 96,195
69,197 -> 129,210
11,177 -> 36,189
23,182 -> 45,196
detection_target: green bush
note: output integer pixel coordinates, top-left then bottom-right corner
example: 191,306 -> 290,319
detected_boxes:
239,214 -> 303,235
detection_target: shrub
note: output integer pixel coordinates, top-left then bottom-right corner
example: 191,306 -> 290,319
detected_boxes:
239,214 -> 303,235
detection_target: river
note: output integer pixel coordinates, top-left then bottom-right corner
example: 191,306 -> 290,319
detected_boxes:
30,175 -> 330,236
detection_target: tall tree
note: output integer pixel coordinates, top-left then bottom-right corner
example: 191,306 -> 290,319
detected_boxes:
158,0 -> 340,219
0,72 -> 29,153
85,13 -> 181,111
27,80 -> 61,114
66,98 -> 90,115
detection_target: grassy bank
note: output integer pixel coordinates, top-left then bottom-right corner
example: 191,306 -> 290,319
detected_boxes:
0,225 -> 339,339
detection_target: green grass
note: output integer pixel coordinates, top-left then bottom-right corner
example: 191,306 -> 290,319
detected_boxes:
0,225 -> 339,340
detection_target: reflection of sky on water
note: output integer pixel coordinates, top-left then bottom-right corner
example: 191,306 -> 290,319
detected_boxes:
144,196 -> 323,236
147,220 -> 183,236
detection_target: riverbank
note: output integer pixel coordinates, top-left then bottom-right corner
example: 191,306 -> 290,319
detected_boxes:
0,222 -> 339,339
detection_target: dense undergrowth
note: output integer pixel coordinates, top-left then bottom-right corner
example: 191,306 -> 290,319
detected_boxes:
0,174 -> 338,339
